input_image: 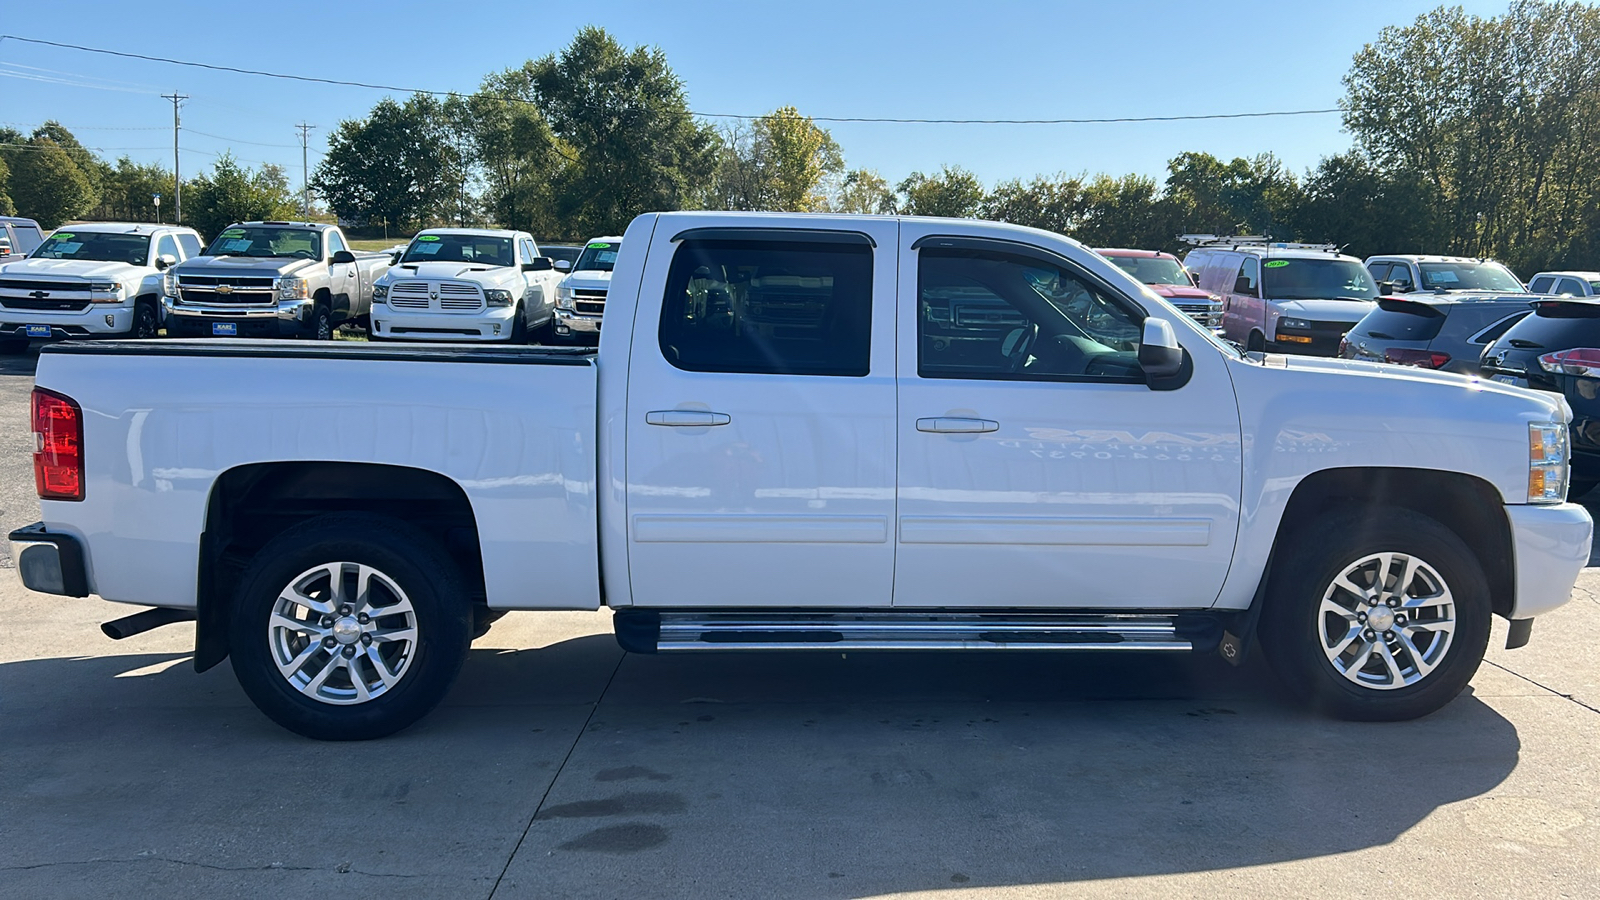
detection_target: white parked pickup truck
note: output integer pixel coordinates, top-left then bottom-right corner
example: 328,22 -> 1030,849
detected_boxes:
0,223 -> 202,351
369,229 -> 564,343
11,212 -> 1592,740
552,236 -> 622,342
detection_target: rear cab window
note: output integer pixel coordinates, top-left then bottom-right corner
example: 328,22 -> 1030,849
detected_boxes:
659,238 -> 873,376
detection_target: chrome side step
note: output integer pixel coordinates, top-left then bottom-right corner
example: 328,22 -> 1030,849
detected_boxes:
615,610 -> 1222,654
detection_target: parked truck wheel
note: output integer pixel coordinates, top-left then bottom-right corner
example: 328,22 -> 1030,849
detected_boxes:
0,338 -> 26,355
1260,508 -> 1490,722
308,302 -> 333,340
227,514 -> 472,740
133,299 -> 160,339
511,304 -> 528,343
1248,331 -> 1266,353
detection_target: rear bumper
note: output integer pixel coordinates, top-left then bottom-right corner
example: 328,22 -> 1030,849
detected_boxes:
8,523 -> 89,597
1505,503 -> 1592,619
371,305 -> 517,341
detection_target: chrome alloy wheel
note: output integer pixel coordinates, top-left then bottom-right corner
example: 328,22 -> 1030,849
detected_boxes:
268,561 -> 418,705
1318,552 -> 1456,690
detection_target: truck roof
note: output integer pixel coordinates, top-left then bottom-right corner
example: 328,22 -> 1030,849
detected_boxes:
1532,270 -> 1600,280
1095,248 -> 1176,260
415,228 -> 525,239
1366,254 -> 1505,265
48,222 -> 198,236
239,221 -> 328,230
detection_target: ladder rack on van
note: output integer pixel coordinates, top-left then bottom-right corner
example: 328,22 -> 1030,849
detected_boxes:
1178,234 -> 1341,254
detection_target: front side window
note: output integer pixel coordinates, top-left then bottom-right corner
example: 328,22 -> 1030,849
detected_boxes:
919,248 -> 1144,383
518,240 -> 535,266
1558,278 -> 1586,297
659,238 -> 872,376
1528,276 -> 1554,294
205,226 -> 321,260
400,234 -> 514,267
33,231 -> 152,264
156,234 -> 180,263
176,233 -> 201,257
1235,258 -> 1261,297
1106,255 -> 1192,286
325,230 -> 348,256
1261,258 -> 1379,301
1418,261 -> 1523,292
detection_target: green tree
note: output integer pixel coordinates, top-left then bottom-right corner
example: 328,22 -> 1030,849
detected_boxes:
1164,152 -> 1303,238
1073,174 -> 1171,249
96,157 -> 173,222
313,95 -> 466,231
830,169 -> 896,215
981,173 -> 1087,234
530,26 -> 719,235
0,154 -> 13,217
471,66 -> 572,235
896,165 -> 985,217
708,108 -> 843,212
185,153 -> 295,239
8,139 -> 96,229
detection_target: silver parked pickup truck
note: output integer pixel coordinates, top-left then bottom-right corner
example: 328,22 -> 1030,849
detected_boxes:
162,221 -> 392,339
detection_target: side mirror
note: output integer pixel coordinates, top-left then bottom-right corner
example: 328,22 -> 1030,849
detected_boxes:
554,259 -> 572,271
523,257 -> 553,272
390,252 -> 402,265
155,254 -> 177,270
330,250 -> 357,265
1233,276 -> 1255,296
1138,318 -> 1188,388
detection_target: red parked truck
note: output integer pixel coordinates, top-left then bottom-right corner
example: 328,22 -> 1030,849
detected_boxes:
1097,248 -> 1224,333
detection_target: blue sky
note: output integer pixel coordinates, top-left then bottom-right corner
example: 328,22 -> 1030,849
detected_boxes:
1,0 -> 1511,193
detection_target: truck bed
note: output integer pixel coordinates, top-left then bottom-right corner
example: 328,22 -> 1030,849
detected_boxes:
33,339 -> 602,612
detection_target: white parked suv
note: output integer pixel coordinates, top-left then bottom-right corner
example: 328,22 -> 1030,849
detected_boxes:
0,222 -> 201,352
1184,236 -> 1380,355
369,229 -> 564,343
552,236 -> 621,342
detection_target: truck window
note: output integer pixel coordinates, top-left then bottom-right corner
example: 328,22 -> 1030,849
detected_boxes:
176,233 -> 201,257
1528,276 -> 1555,294
14,224 -> 43,254
658,238 -> 872,376
918,248 -> 1144,383
1235,257 -> 1260,297
156,234 -> 180,262
325,230 -> 348,257
518,240 -> 535,266
1557,277 -> 1586,296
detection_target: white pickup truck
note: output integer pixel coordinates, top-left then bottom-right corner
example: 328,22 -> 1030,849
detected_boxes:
369,229 -> 564,343
11,212 -> 1592,740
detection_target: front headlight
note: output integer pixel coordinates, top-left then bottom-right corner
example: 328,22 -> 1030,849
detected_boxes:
1279,317 -> 1311,330
372,283 -> 388,303
162,273 -> 177,298
89,281 -> 123,303
1529,422 -> 1570,503
484,289 -> 514,307
555,285 -> 575,310
276,276 -> 308,300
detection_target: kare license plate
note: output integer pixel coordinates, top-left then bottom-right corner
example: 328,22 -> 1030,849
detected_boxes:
1492,374 -> 1525,387
211,322 -> 238,336
25,325 -> 51,338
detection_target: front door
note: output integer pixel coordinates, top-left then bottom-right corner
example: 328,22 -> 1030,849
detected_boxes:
893,225 -> 1243,609
624,217 -> 900,607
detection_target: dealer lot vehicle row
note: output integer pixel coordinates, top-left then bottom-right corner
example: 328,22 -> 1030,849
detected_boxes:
10,211 -> 1591,742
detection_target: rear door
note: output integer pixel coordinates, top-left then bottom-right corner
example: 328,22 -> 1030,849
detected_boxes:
893,225 -> 1243,609
624,218 -> 900,607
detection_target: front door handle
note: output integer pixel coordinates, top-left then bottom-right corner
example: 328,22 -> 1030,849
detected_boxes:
646,410 -> 731,427
916,417 -> 998,434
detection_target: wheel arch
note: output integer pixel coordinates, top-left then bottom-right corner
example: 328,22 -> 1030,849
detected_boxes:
194,461 -> 484,672
1272,467 -> 1515,618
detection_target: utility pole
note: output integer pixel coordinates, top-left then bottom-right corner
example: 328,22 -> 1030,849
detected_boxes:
295,123 -> 316,218
161,92 -> 188,223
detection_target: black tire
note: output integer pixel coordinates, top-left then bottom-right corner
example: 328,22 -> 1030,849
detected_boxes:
228,514 -> 472,740
510,303 -> 528,343
133,299 -> 160,339
308,302 -> 333,340
1569,477 -> 1597,500
0,338 -> 26,355
1260,508 -> 1490,721
1247,331 -> 1266,353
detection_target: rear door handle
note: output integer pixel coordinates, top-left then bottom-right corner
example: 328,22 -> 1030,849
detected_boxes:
916,417 -> 999,434
646,410 -> 731,427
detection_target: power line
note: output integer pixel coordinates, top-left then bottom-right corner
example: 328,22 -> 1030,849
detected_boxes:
0,32 -> 1343,126
181,126 -> 308,149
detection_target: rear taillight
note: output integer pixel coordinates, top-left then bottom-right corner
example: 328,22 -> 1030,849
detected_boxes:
1338,336 -> 1349,357
1539,347 -> 1600,378
1384,348 -> 1451,369
32,388 -> 83,501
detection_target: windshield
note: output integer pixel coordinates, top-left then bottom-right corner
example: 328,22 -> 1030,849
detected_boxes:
206,226 -> 321,260
401,234 -> 515,267
32,231 -> 152,264
574,241 -> 620,272
1262,258 -> 1379,301
1106,255 -> 1192,286
1418,261 -> 1525,292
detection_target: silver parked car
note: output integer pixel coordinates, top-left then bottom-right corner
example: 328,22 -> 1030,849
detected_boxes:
1339,294 -> 1534,375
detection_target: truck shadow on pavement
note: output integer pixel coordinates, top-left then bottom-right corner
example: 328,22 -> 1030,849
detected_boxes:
0,637 -> 1522,898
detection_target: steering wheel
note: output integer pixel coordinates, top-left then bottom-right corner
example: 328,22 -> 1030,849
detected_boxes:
1002,324 -> 1038,373
292,249 -> 315,260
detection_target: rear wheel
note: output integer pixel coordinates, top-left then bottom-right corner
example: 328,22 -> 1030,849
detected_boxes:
228,514 -> 472,740
1261,509 -> 1489,721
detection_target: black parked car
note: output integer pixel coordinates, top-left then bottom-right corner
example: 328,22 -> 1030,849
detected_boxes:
1480,297 -> 1600,495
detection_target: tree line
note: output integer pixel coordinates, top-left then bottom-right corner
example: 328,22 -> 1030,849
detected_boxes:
5,2 -> 1599,274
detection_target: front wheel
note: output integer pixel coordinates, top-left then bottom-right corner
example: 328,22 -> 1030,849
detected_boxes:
228,514 -> 472,740
133,300 -> 160,339
308,303 -> 332,340
1260,509 -> 1490,721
